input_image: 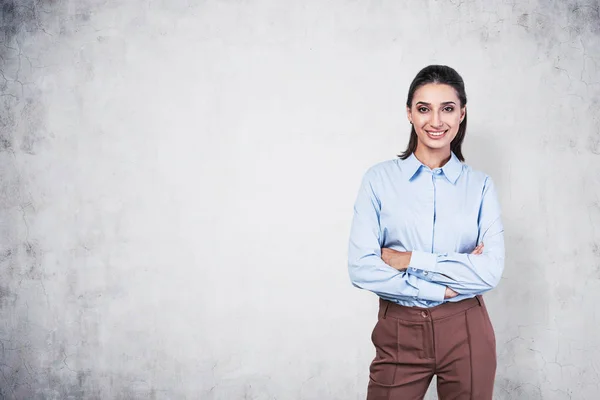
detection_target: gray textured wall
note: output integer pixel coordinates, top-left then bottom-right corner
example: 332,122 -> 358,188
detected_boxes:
1,0 -> 599,399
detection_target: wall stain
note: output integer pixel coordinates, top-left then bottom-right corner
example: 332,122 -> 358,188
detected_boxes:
517,12 -> 529,31
0,100 -> 16,153
19,97 -> 47,155
1,2 -> 62,399
0,284 -> 16,309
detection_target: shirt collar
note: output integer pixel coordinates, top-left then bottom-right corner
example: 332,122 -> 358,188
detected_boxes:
403,151 -> 463,184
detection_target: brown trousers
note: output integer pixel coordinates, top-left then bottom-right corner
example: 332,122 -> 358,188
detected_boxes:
367,296 -> 496,400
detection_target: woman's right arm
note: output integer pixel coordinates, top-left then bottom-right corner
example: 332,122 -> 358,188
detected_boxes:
347,168 -> 448,302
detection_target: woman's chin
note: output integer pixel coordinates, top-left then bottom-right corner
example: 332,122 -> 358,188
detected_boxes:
421,140 -> 451,150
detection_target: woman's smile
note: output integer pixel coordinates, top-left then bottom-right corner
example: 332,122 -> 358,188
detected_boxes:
425,129 -> 448,139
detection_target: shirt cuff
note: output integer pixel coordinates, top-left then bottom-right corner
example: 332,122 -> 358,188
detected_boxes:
416,279 -> 446,302
406,267 -> 434,281
409,251 -> 438,273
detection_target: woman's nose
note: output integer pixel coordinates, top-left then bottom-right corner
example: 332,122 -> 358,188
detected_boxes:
430,112 -> 442,128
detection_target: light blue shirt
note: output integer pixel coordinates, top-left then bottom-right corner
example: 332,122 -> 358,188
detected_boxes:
347,151 -> 505,307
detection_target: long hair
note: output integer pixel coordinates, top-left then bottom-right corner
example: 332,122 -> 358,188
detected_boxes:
398,65 -> 468,161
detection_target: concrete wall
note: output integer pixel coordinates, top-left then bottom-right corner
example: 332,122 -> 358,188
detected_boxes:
1,0 -> 599,398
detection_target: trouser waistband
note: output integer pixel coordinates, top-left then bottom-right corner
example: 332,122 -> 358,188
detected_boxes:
378,296 -> 483,322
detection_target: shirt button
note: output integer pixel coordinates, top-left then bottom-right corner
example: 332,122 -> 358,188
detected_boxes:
421,311 -> 429,318
435,170 -> 442,174
411,267 -> 417,271
423,271 -> 428,275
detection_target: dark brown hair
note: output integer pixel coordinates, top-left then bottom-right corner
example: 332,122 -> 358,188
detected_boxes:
397,65 -> 468,161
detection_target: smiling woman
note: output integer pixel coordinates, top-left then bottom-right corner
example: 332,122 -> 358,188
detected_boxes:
347,65 -> 505,399
400,65 -> 468,163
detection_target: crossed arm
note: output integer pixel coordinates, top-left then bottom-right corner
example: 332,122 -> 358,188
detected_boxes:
381,243 -> 485,299
348,169 -> 505,302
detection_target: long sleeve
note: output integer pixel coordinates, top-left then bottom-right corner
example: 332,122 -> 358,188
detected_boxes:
407,176 -> 505,295
348,168 -> 447,302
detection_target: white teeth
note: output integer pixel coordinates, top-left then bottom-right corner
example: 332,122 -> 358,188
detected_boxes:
428,131 -> 446,136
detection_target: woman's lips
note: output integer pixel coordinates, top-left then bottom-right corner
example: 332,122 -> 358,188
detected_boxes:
426,130 -> 448,140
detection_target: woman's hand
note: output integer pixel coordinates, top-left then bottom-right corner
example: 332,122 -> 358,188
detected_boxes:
444,242 -> 485,299
380,248 -> 411,271
471,242 -> 484,255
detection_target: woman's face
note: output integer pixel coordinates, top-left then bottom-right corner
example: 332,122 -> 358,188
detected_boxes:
406,83 -> 465,154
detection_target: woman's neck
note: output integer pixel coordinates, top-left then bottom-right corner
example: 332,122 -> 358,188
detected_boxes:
413,147 -> 452,170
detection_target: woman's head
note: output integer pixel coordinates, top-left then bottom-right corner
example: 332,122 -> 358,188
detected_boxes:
398,65 -> 467,161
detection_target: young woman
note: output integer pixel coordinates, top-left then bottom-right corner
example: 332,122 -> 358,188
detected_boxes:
348,65 -> 505,399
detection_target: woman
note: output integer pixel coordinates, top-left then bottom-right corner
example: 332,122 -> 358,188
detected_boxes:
347,65 -> 504,399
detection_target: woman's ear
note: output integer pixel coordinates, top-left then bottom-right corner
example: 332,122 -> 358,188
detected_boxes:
460,106 -> 466,123
406,106 -> 412,124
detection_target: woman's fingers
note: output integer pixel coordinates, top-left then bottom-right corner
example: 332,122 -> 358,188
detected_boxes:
471,242 -> 484,254
444,287 -> 459,299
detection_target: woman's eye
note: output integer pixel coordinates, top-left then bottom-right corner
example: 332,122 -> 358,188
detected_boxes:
418,107 -> 428,113
444,106 -> 454,112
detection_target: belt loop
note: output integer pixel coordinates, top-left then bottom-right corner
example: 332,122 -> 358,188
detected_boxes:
383,302 -> 390,319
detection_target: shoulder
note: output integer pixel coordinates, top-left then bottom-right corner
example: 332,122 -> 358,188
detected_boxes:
365,158 -> 399,174
461,162 -> 498,194
362,158 -> 400,181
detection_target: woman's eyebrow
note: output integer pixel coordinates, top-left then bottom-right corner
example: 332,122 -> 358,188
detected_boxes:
415,101 -> 457,106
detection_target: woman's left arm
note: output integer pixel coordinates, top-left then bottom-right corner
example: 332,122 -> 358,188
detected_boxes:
406,176 -> 505,295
